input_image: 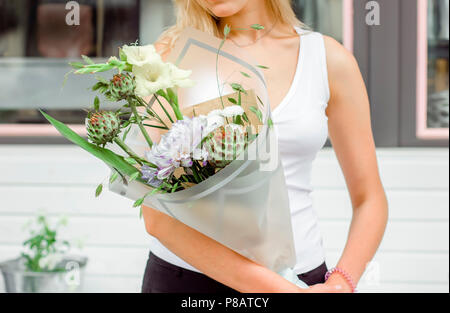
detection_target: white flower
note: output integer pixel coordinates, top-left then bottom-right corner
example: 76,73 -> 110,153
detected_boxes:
39,253 -> 64,271
207,109 -> 223,118
167,63 -> 195,88
205,114 -> 225,135
129,57 -> 195,97
122,44 -> 161,67
133,62 -> 172,97
222,105 -> 245,118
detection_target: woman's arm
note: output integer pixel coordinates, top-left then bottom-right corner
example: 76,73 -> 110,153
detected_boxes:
309,37 -> 389,293
142,206 -> 302,293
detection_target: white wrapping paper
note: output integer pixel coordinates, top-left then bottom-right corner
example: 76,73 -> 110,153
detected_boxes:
109,28 -> 307,288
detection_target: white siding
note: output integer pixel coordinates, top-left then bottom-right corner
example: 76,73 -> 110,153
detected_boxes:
0,146 -> 448,293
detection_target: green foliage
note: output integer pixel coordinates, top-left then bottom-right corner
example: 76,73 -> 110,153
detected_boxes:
95,183 -> 103,197
21,215 -> 70,272
230,83 -> 247,94
93,96 -> 100,111
250,106 -> 263,123
250,24 -> 265,30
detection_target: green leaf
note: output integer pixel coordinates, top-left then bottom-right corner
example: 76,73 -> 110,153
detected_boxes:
119,48 -> 128,62
240,71 -> 251,78
95,184 -> 103,197
133,198 -> 144,208
230,83 -> 247,94
171,182 -> 180,193
227,97 -> 237,104
249,106 -> 263,122
129,171 -> 140,182
69,62 -> 85,69
40,111 -> 139,178
109,172 -> 119,184
268,118 -> 274,128
251,24 -> 265,30
242,112 -> 250,123
96,76 -> 109,84
124,157 -> 138,165
81,55 -> 94,65
257,65 -> 270,70
122,125 -> 132,141
224,24 -> 231,37
94,96 -> 100,111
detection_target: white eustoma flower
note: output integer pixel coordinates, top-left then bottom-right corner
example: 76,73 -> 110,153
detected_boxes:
133,62 -> 172,98
122,44 -> 161,67
222,105 -> 245,118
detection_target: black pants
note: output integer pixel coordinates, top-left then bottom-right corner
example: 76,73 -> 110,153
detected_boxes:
142,252 -> 327,293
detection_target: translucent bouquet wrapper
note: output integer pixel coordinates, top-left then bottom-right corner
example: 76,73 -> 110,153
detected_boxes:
109,28 -> 306,287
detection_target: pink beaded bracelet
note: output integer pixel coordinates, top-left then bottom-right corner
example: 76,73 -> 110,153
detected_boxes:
325,267 -> 357,293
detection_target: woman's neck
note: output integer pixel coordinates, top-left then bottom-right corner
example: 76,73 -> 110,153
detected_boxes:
218,1 -> 275,41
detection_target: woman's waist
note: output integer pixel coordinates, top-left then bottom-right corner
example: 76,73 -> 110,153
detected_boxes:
285,184 -> 315,213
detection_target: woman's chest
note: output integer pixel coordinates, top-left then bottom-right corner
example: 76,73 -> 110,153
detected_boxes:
245,37 -> 300,110
272,93 -> 329,157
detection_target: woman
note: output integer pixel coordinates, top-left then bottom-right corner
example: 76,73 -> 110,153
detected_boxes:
141,0 -> 388,293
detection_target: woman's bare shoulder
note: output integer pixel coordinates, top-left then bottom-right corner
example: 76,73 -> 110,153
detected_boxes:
322,35 -> 362,85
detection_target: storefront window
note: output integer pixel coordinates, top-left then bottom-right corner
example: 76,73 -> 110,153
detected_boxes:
0,0 -> 173,140
0,0 -> 140,131
417,0 -> 449,139
294,0 -> 353,51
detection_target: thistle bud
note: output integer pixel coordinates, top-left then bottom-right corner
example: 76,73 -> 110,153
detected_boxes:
86,111 -> 121,146
108,73 -> 136,101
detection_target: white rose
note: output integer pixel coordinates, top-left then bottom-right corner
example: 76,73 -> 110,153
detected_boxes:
122,44 -> 161,67
222,105 -> 245,118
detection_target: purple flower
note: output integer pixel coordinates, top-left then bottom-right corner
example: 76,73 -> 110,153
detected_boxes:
145,116 -> 209,180
141,165 -> 163,187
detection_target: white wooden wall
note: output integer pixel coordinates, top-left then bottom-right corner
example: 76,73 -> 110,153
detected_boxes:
0,145 -> 448,293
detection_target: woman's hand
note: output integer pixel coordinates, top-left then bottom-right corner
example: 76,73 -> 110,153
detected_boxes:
306,273 -> 353,293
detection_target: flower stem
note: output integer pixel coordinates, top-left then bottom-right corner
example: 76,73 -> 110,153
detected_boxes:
166,88 -> 184,121
129,97 -> 153,148
155,95 -> 174,123
113,137 -> 143,165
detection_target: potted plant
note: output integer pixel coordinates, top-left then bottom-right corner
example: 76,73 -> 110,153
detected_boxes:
0,214 -> 87,293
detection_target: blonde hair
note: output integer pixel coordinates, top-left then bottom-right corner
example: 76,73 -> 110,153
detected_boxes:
157,0 -> 304,52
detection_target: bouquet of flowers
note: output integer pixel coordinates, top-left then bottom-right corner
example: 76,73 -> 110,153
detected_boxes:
42,26 -> 307,288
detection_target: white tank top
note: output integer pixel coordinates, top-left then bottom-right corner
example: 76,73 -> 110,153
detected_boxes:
148,28 -> 330,275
